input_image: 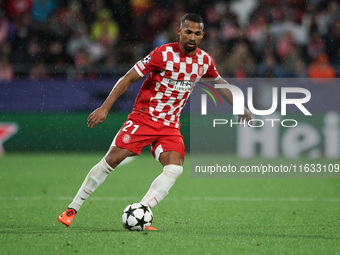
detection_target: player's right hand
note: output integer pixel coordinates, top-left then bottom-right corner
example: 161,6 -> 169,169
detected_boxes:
87,107 -> 108,128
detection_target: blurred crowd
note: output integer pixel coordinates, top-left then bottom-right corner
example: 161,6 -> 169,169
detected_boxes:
0,0 -> 340,81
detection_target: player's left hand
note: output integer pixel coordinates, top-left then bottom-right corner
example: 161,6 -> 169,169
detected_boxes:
238,108 -> 252,126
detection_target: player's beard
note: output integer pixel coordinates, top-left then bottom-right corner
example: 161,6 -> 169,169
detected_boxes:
184,41 -> 197,52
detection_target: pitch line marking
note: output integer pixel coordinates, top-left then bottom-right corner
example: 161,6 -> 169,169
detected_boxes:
1,196 -> 340,202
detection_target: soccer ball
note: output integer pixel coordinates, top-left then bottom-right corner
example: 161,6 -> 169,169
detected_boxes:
122,203 -> 153,231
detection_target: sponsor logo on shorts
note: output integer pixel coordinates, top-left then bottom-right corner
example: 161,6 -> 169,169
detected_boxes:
122,134 -> 131,144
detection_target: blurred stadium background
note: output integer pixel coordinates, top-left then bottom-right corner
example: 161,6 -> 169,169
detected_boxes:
0,0 -> 340,80
1,0 -> 340,156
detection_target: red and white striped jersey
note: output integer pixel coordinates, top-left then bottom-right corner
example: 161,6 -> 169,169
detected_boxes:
133,42 -> 220,129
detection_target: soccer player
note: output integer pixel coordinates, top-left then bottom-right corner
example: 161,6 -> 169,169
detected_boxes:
58,13 -> 252,229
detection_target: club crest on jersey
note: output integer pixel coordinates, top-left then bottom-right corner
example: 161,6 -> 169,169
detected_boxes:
122,134 -> 131,144
198,66 -> 204,76
142,55 -> 151,65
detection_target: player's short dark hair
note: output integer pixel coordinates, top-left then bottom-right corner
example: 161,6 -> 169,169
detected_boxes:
181,13 -> 204,26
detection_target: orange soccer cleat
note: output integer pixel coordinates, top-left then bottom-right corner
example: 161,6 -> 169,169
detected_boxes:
145,225 -> 157,231
58,208 -> 77,227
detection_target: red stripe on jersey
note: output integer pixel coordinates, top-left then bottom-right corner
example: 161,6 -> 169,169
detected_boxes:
164,70 -> 172,78
170,90 -> 179,99
177,73 -> 185,80
190,74 -> 198,82
203,54 -> 210,65
166,51 -> 174,62
158,84 -> 167,93
186,63 -> 192,73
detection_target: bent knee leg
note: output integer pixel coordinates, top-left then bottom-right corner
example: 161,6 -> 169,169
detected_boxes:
163,164 -> 183,179
104,146 -> 131,168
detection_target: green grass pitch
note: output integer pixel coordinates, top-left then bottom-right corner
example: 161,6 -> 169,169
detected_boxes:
0,153 -> 339,255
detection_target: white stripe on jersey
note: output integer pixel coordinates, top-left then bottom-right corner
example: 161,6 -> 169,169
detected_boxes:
137,60 -> 145,70
162,46 -> 180,63
203,64 -> 209,75
134,64 -> 144,77
197,50 -> 212,65
165,61 -> 174,72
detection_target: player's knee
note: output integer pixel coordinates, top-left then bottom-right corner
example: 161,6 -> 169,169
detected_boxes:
163,164 -> 183,179
103,155 -> 121,170
99,158 -> 114,173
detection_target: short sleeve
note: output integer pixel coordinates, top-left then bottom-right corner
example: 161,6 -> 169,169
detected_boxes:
202,55 -> 220,80
134,47 -> 164,77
